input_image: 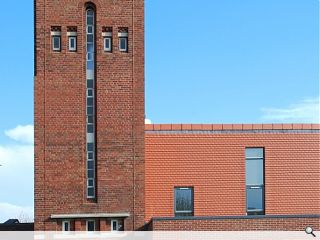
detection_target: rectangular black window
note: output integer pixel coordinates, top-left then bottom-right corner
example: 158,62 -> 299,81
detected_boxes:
174,187 -> 194,217
62,221 -> 70,231
119,37 -> 128,52
246,148 -> 265,215
52,36 -> 61,51
86,220 -> 95,231
68,36 -> 77,52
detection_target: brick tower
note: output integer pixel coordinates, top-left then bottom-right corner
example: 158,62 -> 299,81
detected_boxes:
34,0 -> 145,231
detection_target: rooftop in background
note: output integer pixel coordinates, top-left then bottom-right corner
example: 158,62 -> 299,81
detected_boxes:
145,124 -> 320,131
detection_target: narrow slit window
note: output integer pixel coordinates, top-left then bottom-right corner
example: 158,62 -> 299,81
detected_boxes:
119,37 -> 128,52
104,37 -> 112,52
68,36 -> 77,51
52,36 -> 61,51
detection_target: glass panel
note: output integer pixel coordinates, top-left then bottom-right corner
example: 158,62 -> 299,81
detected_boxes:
246,148 -> 264,159
88,179 -> 94,187
87,220 -> 95,231
53,37 -> 60,50
246,159 -> 263,185
87,124 -> 94,133
87,161 -> 94,170
63,222 -> 69,231
175,188 -> 193,212
87,106 -> 93,115
87,26 -> 93,34
87,143 -> 94,151
87,17 -> 93,25
87,116 -> 93,124
88,169 -> 94,178
87,89 -> 93,97
87,188 -> 94,198
87,97 -> 93,106
87,80 -> 94,88
87,61 -> 94,71
87,35 -> 94,43
87,43 -> 94,53
112,221 -> 117,231
87,52 -> 93,61
88,152 -> 93,160
247,187 -> 263,212
120,38 -> 127,51
105,38 -> 110,49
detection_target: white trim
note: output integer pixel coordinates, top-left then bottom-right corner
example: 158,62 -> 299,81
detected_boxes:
51,31 -> 61,36
51,213 -> 130,219
68,36 -> 77,52
62,220 -> 70,231
67,31 -> 77,37
111,219 -> 119,231
102,32 -> 112,37
104,37 -> 112,52
52,36 -> 61,51
118,32 -> 128,37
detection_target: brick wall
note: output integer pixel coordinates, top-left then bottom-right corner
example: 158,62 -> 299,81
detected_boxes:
145,124 -> 320,222
150,215 -> 320,231
34,0 -> 145,231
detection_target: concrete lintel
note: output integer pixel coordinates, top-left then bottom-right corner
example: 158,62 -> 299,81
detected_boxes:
51,213 -> 130,219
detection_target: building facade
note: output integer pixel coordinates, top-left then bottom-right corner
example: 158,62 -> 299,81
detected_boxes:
34,0 -> 145,231
34,0 -> 320,231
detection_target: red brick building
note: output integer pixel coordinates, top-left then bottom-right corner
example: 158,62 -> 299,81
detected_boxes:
34,0 -> 320,231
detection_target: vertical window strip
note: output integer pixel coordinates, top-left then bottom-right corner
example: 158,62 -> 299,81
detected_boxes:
86,8 -> 95,199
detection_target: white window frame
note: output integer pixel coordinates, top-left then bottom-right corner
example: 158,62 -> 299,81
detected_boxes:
104,37 -> 112,52
52,36 -> 61,51
119,37 -> 128,52
68,36 -> 77,52
111,219 -> 119,231
86,220 -> 96,231
62,220 -> 70,231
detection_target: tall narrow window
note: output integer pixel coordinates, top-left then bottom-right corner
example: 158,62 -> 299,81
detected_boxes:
86,8 -> 96,199
118,28 -> 128,52
246,148 -> 265,215
174,187 -> 194,217
51,26 -> 61,52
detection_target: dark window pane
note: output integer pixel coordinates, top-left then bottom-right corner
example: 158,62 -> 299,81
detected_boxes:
246,148 -> 264,159
87,16 -> 93,25
87,26 -> 93,34
87,143 -> 94,151
87,187 -> 94,198
87,35 -> 93,43
63,222 -> 69,231
88,179 -> 94,187
87,116 -> 93,124
120,38 -> 127,51
247,187 -> 263,212
87,160 -> 94,170
87,106 -> 93,115
112,221 -> 117,231
87,89 -> 93,97
53,37 -> 60,50
87,124 -> 94,133
88,152 -> 93,160
87,80 -> 94,88
87,220 -> 95,231
87,97 -> 94,106
88,169 -> 94,178
175,188 -> 193,213
246,159 -> 263,185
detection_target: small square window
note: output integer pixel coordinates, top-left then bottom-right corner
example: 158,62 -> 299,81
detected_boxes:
62,221 -> 70,231
52,36 -> 61,51
119,37 -> 128,52
68,36 -> 77,52
104,37 -> 112,52
86,220 -> 95,231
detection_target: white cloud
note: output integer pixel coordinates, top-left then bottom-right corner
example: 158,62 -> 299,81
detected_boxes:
261,97 -> 320,123
145,119 -> 152,124
0,203 -> 33,223
4,125 -> 34,144
0,125 -> 34,223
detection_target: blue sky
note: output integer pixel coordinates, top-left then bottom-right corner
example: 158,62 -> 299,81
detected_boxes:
0,0 -> 318,222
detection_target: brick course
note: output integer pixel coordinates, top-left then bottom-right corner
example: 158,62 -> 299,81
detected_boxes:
145,125 -> 320,223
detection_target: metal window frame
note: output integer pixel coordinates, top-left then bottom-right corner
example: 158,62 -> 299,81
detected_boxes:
68,36 -> 77,52
52,36 -> 61,51
86,219 -> 96,232
104,37 -> 112,52
111,219 -> 119,231
119,37 -> 128,52
174,187 -> 194,216
245,147 -> 265,215
62,220 -> 70,231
